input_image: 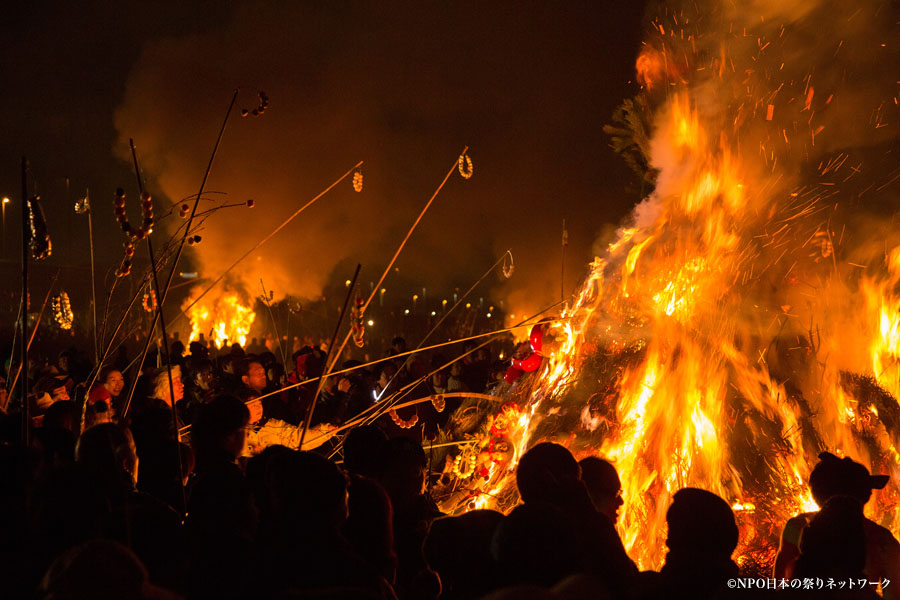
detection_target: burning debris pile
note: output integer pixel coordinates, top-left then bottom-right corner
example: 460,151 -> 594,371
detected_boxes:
432,0 -> 900,572
185,290 -> 256,349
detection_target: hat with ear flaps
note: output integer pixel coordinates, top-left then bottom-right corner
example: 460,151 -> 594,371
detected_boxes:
809,451 -> 889,505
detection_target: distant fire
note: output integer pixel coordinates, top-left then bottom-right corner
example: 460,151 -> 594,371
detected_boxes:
186,291 -> 256,349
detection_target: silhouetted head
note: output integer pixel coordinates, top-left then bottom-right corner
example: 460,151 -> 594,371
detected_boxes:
665,488 -> 738,558
579,456 -> 623,522
269,450 -> 349,531
809,451 -> 888,506
426,509 -> 504,597
192,394 -> 250,465
40,539 -> 149,600
76,423 -> 139,487
516,442 -> 581,504
379,437 -> 427,510
343,425 -> 389,479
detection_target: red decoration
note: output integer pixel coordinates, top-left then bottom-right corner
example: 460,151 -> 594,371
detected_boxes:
529,323 -> 544,354
504,366 -> 524,384
518,352 -> 543,373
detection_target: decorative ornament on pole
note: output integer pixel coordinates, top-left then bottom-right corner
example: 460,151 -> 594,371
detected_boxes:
52,291 -> 74,330
74,192 -> 90,214
142,288 -> 157,313
240,91 -> 269,117
501,250 -> 515,279
458,151 -> 474,179
351,296 -> 366,348
352,171 -> 363,192
27,196 -> 52,260
113,188 -> 154,241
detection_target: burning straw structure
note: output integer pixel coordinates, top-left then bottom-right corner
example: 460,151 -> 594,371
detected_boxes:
429,0 -> 900,573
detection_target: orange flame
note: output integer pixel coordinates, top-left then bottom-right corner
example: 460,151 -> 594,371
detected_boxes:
186,291 -> 256,349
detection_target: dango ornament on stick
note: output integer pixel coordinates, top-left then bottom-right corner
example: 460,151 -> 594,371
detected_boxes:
142,288 -> 157,313
113,187 -> 154,241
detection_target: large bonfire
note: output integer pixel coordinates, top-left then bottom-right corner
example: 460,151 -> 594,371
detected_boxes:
433,0 -> 900,573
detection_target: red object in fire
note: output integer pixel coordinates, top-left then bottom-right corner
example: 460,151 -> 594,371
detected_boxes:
504,366 -> 524,384
529,323 -> 544,354
518,352 -> 543,373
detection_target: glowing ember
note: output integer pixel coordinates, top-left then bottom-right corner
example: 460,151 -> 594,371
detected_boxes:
186,291 -> 256,349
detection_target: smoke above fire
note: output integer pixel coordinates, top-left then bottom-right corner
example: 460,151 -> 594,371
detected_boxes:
112,4 -> 645,329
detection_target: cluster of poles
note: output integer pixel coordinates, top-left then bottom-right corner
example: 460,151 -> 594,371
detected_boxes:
14,89 -> 568,518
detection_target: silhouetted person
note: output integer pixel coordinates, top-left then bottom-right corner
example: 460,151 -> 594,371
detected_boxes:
346,474 -> 398,586
344,425 -> 390,480
638,487 -> 739,600
516,442 -> 636,596
257,450 -> 395,598
792,495 -> 880,598
774,451 -> 900,598
495,501 -> 581,590
579,456 -> 623,523
76,423 -> 183,589
185,395 -> 256,600
39,539 -> 176,600
377,437 -> 442,599
425,509 -> 504,598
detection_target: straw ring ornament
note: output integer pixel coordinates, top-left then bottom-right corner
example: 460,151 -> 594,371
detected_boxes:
458,152 -> 474,179
501,250 -> 515,279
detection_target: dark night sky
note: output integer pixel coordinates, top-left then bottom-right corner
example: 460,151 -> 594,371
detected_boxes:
1,1 -> 648,325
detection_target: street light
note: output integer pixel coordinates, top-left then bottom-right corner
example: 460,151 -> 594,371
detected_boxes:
1,197 -> 9,255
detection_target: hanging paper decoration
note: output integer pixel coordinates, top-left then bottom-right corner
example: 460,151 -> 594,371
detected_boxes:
52,291 -> 74,330
350,296 -> 365,348
352,171 -> 363,192
27,196 -> 52,260
458,151 -> 474,179
113,188 -> 154,241
142,288 -> 157,313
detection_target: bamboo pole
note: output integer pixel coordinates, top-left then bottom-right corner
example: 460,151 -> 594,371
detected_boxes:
123,90 -> 239,417
130,138 -> 186,515
326,148 -> 467,378
20,157 -> 29,446
299,264 -> 360,448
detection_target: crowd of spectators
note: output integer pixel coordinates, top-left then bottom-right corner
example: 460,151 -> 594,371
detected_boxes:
0,336 -> 897,599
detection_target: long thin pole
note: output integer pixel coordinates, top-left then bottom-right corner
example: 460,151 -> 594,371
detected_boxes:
561,218 -> 567,303
299,263 -> 360,448
124,90 -> 239,416
171,160 -> 363,329
20,157 -> 29,447
325,148 -> 466,377
130,139 -> 186,515
88,194 -> 99,364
